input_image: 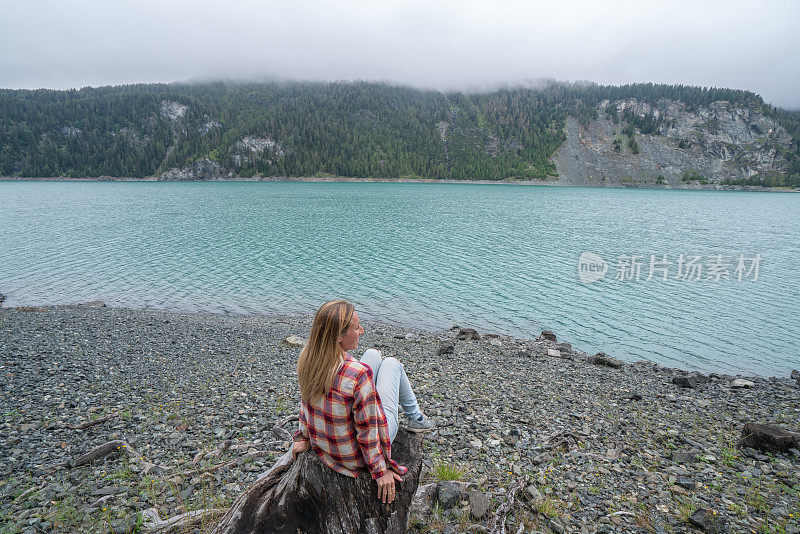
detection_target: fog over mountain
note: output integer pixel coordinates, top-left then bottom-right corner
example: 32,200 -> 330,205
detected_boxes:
2,0 -> 799,109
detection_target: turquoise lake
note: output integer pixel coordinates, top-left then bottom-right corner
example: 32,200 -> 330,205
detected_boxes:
1,181 -> 798,377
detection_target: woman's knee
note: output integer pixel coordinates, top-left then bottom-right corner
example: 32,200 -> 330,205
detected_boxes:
382,356 -> 403,370
360,348 -> 383,375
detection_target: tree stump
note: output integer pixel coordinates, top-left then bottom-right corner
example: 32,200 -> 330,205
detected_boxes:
211,428 -> 424,534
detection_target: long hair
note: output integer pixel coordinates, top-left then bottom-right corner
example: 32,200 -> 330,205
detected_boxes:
297,300 -> 355,402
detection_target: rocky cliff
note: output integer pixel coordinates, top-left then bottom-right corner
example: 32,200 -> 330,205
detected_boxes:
552,99 -> 792,186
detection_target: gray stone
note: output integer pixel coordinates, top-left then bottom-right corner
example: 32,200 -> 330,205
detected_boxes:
522,484 -> 543,502
456,328 -> 480,341
689,508 -> 730,533
731,379 -> 754,389
410,482 -> 436,518
437,344 -> 455,356
672,451 -> 700,464
437,481 -> 463,509
590,352 -> 623,369
468,489 -> 491,519
740,423 -> 798,453
283,335 -> 306,348
538,330 -> 557,342
672,375 -> 698,389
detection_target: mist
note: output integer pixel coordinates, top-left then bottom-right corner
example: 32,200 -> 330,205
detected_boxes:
3,0 -> 799,109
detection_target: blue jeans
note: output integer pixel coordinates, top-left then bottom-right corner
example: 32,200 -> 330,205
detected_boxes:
359,349 -> 422,443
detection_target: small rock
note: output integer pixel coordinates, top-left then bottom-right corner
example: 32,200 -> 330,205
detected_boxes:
590,352 -> 623,369
672,451 -> 699,464
555,342 -> 572,353
437,344 -> 455,356
522,484 -> 543,502
629,392 -> 643,401
468,489 -> 491,519
740,423 -> 798,453
283,335 -> 306,347
689,508 -> 730,533
791,369 -> 799,380
538,330 -> 557,342
456,328 -> 480,341
546,349 -> 560,357
731,379 -> 754,389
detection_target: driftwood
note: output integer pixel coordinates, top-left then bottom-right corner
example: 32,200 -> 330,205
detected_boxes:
211,428 -> 424,534
64,414 -> 117,430
489,477 -> 527,534
141,506 -> 224,533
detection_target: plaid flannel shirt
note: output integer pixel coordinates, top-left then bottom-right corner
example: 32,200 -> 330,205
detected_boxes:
293,352 -> 407,480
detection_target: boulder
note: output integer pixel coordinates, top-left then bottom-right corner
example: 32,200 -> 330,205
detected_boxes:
538,330 -> 557,342
739,423 -> 798,453
436,481 -> 463,509
410,482 -> 437,519
589,353 -> 623,369
456,328 -> 480,341
731,379 -> 754,389
672,375 -> 699,389
791,369 -> 799,380
0,292 -> 5,306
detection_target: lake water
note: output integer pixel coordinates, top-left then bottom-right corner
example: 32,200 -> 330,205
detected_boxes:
1,181 -> 798,377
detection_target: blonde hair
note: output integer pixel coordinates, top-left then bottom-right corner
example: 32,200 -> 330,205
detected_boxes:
297,300 -> 355,402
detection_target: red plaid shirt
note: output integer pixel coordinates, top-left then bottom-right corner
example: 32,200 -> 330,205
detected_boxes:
293,353 -> 407,480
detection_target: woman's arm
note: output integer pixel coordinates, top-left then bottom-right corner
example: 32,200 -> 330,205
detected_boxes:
291,402 -> 311,461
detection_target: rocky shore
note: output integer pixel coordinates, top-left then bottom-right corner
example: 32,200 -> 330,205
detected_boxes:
1,305 -> 798,533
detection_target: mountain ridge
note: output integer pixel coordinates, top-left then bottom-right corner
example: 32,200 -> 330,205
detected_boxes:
1,80 -> 798,187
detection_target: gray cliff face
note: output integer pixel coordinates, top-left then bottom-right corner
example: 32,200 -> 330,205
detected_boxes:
552,99 -> 791,186
159,157 -> 228,180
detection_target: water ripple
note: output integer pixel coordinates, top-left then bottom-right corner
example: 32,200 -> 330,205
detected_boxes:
1,182 -> 799,376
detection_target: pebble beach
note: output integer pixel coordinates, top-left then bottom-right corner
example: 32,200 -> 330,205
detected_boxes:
1,304 -> 799,533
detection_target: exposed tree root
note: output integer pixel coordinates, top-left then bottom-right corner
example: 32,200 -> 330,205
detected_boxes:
271,414 -> 298,441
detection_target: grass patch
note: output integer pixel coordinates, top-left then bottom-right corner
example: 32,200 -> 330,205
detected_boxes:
432,458 -> 467,481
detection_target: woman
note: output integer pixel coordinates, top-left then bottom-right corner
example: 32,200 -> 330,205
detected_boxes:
291,300 -> 433,504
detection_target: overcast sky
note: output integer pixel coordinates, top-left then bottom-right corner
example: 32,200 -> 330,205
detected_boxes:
3,0 -> 799,108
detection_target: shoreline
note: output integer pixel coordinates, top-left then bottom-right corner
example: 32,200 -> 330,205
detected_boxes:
1,175 -> 797,193
1,304 -> 798,532
0,301 -> 789,381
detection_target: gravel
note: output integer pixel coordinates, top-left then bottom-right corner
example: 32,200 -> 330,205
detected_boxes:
1,305 -> 799,533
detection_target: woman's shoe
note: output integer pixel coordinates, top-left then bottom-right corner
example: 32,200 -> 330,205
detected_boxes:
406,413 -> 435,433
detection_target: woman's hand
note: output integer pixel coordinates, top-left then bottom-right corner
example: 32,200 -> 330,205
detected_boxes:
291,440 -> 311,461
376,468 -> 405,504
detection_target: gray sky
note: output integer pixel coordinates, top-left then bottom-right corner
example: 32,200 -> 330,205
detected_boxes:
3,0 -> 800,108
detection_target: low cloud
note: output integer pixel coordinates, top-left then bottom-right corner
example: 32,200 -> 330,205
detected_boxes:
3,0 -> 799,108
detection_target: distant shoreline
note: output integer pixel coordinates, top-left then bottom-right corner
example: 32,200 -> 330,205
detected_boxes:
1,175 -> 797,192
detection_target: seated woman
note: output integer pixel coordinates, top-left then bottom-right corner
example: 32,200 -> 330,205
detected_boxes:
291,299 -> 433,504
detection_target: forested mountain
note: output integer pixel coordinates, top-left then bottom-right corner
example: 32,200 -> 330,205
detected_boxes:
1,80 -> 798,186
